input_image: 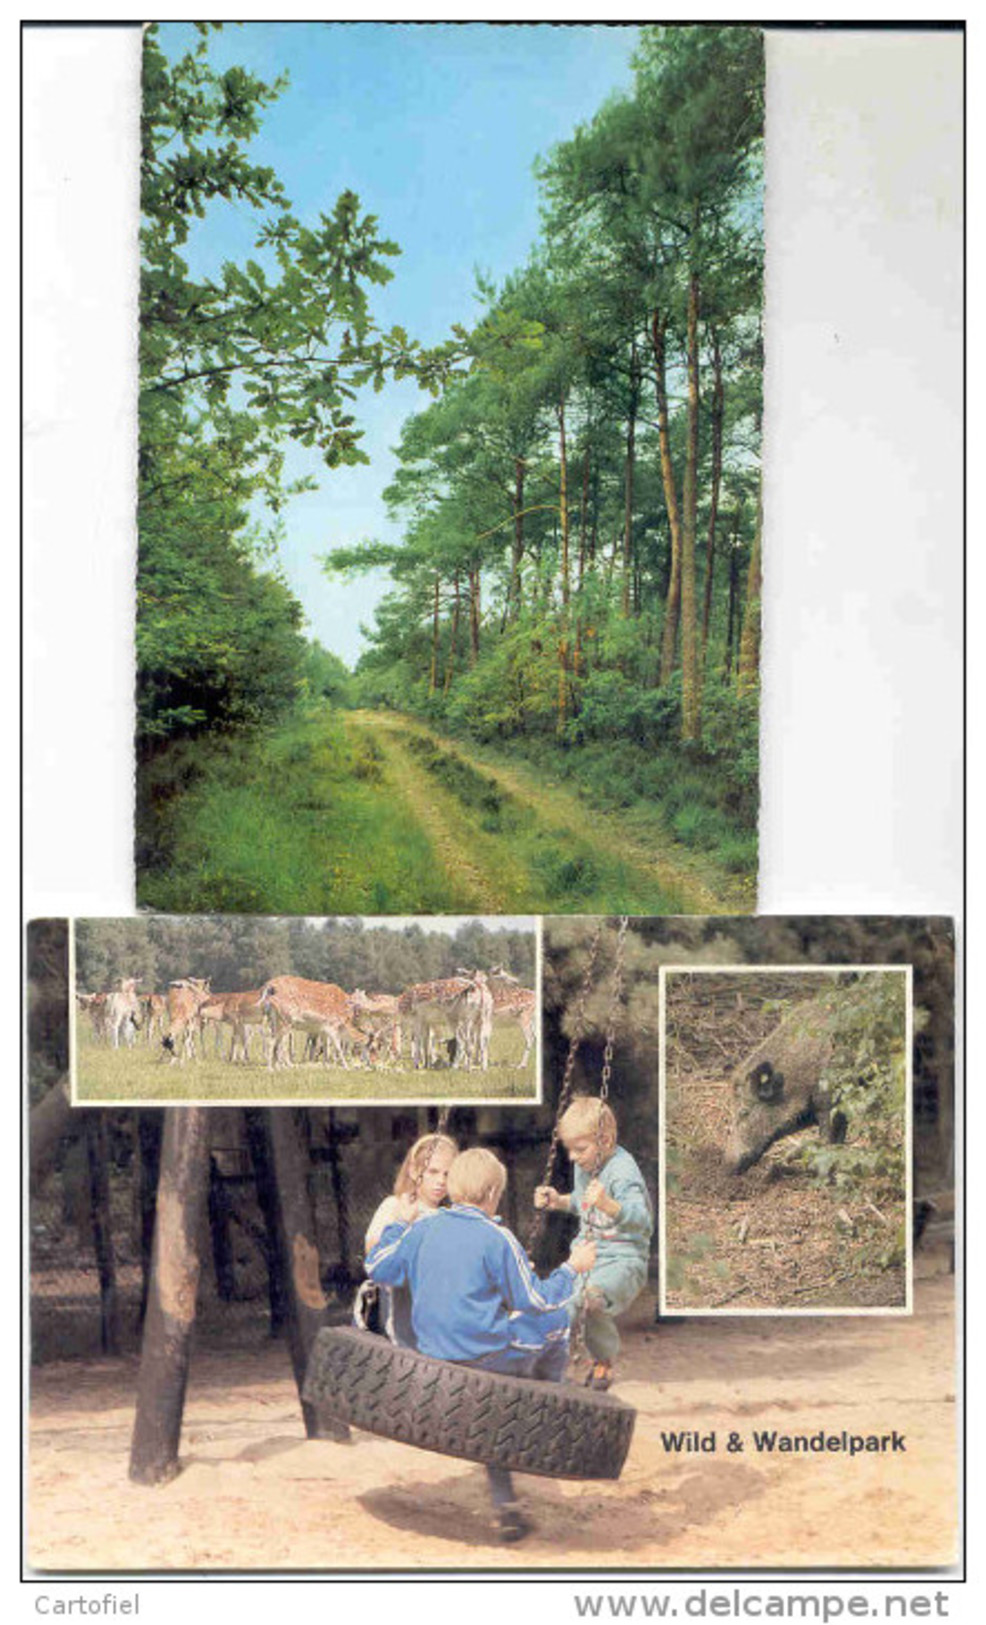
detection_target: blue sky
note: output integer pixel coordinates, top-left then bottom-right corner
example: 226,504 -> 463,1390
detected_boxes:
157,21 -> 640,665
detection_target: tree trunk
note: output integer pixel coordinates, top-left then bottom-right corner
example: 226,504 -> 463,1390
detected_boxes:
428,575 -> 440,694
701,327 -> 725,676
468,568 -> 481,663
680,266 -> 702,743
265,1109 -> 350,1442
243,1107 -> 288,1337
653,310 -> 683,685
578,444 -> 590,592
556,635 -> 568,737
137,1110 -> 164,1325
86,1114 -> 119,1355
208,1155 -> 235,1301
326,1110 -> 352,1283
574,444 -> 590,674
737,484 -> 763,696
129,1107 -> 212,1484
723,520 -> 741,679
444,572 -> 460,694
510,458 -> 525,617
29,1075 -> 73,1184
622,338 -> 639,618
557,393 -> 571,609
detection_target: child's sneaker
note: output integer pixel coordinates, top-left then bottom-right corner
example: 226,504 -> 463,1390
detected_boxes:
495,1502 -> 534,1543
585,1360 -> 613,1391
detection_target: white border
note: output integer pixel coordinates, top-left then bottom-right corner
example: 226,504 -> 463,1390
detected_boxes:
658,963 -> 914,1317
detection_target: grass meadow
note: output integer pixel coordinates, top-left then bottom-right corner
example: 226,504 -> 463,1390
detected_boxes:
137,711 -> 468,915
136,705 -> 751,916
73,1021 -> 539,1107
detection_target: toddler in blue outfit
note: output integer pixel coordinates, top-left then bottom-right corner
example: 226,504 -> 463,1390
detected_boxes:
535,1097 -> 653,1390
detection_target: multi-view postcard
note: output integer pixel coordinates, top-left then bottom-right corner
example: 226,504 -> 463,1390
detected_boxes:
24,11 -> 962,1596
27,914 -> 956,1571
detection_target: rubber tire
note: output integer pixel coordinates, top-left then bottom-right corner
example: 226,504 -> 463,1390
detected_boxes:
303,1325 -> 636,1481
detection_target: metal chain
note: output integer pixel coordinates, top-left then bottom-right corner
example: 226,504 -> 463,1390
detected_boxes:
577,916 -> 629,1369
599,915 -> 630,1106
527,920 -> 603,1253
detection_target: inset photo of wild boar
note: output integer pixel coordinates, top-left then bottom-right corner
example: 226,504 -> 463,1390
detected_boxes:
660,966 -> 912,1313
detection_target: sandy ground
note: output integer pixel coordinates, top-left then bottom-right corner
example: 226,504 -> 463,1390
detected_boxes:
28,1253 -> 958,1575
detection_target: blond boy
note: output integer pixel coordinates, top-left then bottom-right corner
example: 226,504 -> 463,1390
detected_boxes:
535,1098 -> 653,1389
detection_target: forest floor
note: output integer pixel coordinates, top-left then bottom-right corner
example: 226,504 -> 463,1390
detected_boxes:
663,1082 -> 908,1313
137,706 -> 754,917
27,1258 -> 957,1574
662,979 -> 909,1312
346,710 -> 752,916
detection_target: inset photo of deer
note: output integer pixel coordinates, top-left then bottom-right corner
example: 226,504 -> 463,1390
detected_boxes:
660,966 -> 911,1314
71,915 -> 540,1107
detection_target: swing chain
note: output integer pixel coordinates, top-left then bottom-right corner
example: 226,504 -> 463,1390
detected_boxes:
528,921 -> 603,1251
599,915 -> 630,1105
579,916 -> 629,1371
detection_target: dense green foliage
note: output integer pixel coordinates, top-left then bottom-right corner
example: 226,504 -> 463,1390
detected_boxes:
136,711 -> 461,913
137,23 -> 450,746
75,913 -> 536,997
331,25 -> 763,841
797,973 -> 910,1266
136,708 -> 705,916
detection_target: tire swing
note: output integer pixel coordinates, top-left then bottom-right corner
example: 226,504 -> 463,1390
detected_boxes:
302,924 -> 636,1481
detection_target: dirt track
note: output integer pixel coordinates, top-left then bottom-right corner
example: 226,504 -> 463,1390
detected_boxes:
28,1254 -> 957,1575
351,710 -> 752,916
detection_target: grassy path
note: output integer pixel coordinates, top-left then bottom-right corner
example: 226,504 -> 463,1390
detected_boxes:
348,715 -> 526,913
350,710 -> 752,915
138,705 -> 753,916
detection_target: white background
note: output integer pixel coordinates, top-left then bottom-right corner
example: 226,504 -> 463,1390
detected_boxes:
18,10 -> 969,1613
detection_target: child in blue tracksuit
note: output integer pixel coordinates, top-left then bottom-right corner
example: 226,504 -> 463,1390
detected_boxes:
366,1145 -> 596,1543
535,1097 -> 653,1391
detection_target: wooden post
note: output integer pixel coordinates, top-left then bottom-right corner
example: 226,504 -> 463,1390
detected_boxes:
208,1155 -> 235,1301
129,1108 -> 211,1485
137,1110 -> 163,1325
325,1110 -> 351,1285
265,1110 -> 350,1442
243,1108 -> 288,1336
28,1075 -> 74,1185
85,1114 -> 119,1355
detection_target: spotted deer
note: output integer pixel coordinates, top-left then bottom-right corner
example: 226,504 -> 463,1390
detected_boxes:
76,991 -> 109,1043
106,978 -> 142,1049
260,975 -> 366,1070
453,967 -> 494,1071
398,971 -> 493,1070
162,977 -> 212,1063
489,965 -> 537,1067
349,990 -> 403,1066
197,989 -> 271,1064
139,992 -> 167,1046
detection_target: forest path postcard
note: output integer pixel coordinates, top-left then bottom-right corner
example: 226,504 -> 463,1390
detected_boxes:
136,22 -> 763,918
